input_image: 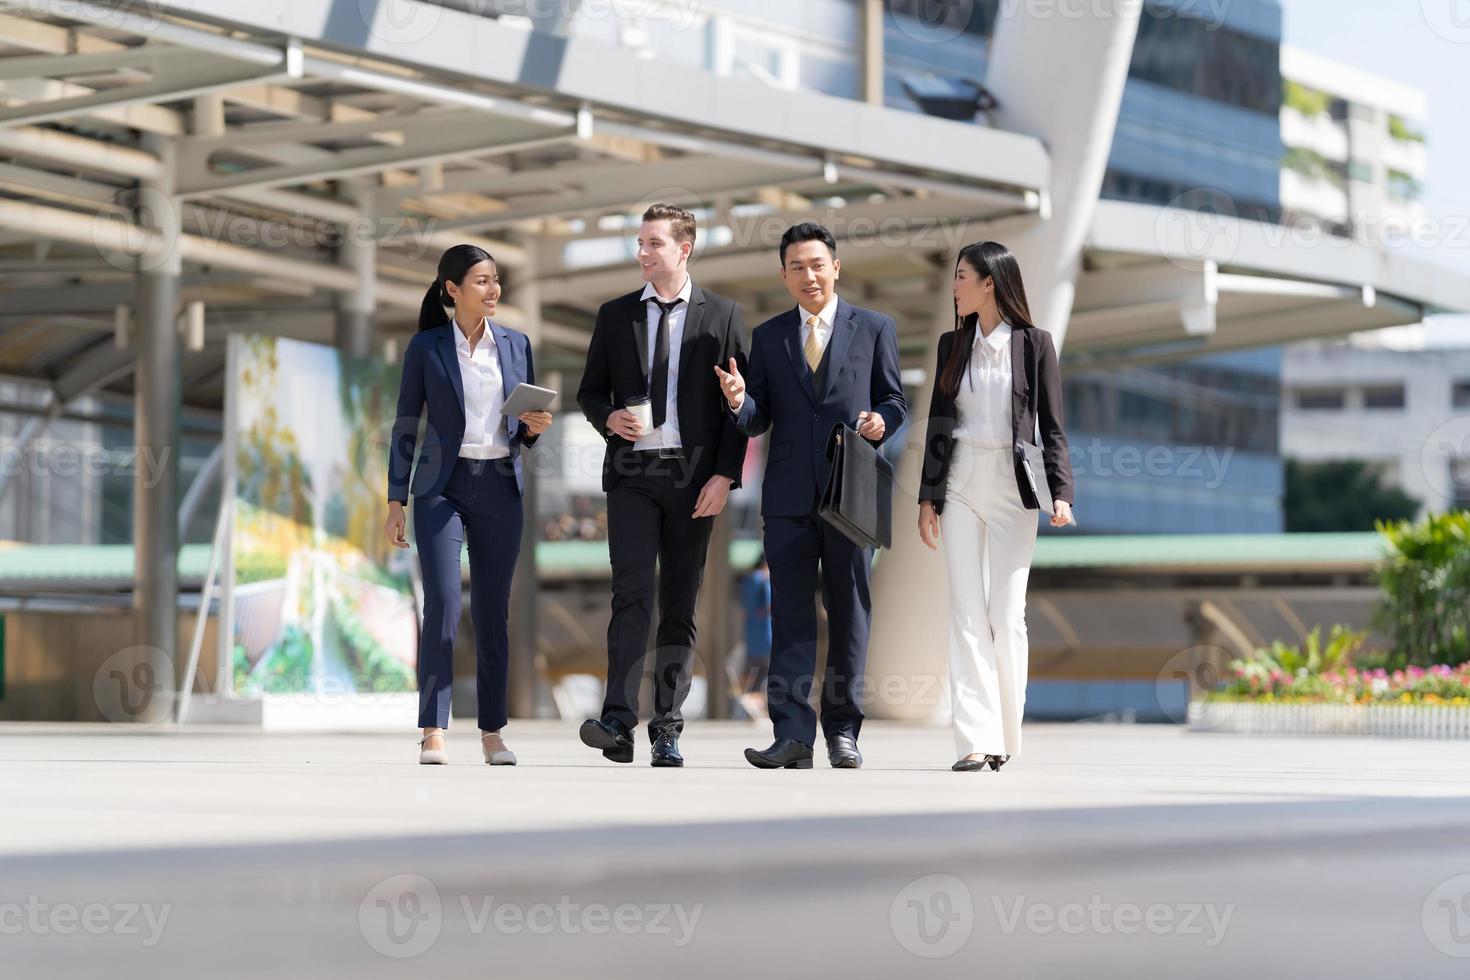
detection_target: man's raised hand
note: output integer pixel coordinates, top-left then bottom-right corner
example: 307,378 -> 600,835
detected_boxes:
713,357 -> 745,411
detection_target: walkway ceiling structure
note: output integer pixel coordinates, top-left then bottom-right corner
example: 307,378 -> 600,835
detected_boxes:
0,0 -> 1049,417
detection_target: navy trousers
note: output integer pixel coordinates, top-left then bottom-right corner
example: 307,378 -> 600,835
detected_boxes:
763,513 -> 873,747
412,455 -> 523,730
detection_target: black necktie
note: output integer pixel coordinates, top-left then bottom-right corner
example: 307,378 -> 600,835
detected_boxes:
649,296 -> 682,429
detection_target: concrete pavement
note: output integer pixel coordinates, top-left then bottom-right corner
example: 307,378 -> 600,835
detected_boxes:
4,720 -> 1470,978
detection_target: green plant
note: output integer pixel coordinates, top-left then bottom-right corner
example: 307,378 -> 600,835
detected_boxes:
1233,624 -> 1368,681
1388,114 -> 1425,144
1374,511 -> 1470,670
1284,458 -> 1419,532
331,591 -> 413,693
1386,169 -> 1423,201
1285,80 -> 1331,118
1282,147 -> 1345,185
1214,624 -> 1470,705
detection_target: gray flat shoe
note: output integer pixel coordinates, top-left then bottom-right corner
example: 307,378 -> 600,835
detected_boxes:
418,733 -> 448,765
481,732 -> 517,766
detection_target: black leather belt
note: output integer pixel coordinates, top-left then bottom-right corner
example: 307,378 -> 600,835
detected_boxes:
635,447 -> 685,459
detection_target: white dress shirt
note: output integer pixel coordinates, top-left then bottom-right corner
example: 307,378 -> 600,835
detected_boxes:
634,275 -> 693,451
730,293 -> 839,414
453,317 -> 511,460
953,319 -> 1013,447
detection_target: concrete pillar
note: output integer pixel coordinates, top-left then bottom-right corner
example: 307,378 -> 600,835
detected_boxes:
508,251 -> 546,718
334,183 -> 376,359
980,1 -> 1143,348
133,134 -> 184,725
864,4 -> 1141,720
860,0 -> 884,106
699,509 -> 734,719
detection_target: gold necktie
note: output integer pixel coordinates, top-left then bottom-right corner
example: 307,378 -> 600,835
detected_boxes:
804,315 -> 822,373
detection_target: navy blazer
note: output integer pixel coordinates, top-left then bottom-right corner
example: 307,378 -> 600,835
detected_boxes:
732,298 -> 907,517
387,320 -> 540,503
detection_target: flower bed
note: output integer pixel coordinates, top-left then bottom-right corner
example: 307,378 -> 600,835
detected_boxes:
1219,663 -> 1470,706
1191,660 -> 1470,737
1188,699 -> 1470,738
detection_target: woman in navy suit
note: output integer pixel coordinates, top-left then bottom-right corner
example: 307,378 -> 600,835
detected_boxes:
384,244 -> 552,766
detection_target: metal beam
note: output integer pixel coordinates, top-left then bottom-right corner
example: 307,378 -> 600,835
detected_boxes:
95,0 -> 1051,192
0,126 -> 162,179
0,35 -> 296,129
175,112 -> 581,196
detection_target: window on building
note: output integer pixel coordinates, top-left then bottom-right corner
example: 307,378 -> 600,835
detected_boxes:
1363,385 -> 1405,410
1348,161 -> 1374,183
1453,381 -> 1470,408
1296,387 -> 1346,410
1128,6 -> 1282,115
1452,459 -> 1470,512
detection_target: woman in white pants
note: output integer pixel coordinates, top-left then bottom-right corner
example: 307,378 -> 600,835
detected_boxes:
917,241 -> 1075,772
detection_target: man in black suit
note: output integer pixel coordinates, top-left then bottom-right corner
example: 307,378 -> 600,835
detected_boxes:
576,203 -> 749,766
714,223 -> 907,769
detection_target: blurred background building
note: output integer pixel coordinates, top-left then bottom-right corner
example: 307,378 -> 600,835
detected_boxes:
0,0 -> 1466,723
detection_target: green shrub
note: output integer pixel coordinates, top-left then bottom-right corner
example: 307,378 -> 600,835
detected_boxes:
1374,511 -> 1470,670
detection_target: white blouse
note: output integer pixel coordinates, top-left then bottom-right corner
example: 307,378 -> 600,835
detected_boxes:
454,318 -> 511,459
952,320 -> 1013,447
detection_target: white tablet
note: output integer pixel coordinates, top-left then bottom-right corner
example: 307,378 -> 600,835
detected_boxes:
499,382 -> 557,416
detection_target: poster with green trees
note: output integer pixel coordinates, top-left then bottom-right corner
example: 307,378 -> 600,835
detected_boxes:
226,334 -> 417,698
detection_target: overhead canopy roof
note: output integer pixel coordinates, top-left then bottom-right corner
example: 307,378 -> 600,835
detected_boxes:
1065,200 -> 1470,368
0,0 -> 1047,416
0,1 -> 1465,421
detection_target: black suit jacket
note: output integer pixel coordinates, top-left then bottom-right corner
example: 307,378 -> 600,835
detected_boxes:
919,323 -> 1074,515
578,284 -> 750,492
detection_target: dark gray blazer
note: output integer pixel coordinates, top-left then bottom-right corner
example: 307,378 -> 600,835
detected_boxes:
918,323 -> 1074,515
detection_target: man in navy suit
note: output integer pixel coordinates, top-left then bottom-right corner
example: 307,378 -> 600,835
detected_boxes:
714,223 -> 906,769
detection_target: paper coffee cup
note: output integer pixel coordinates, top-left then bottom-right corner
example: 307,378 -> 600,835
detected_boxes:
625,396 -> 653,434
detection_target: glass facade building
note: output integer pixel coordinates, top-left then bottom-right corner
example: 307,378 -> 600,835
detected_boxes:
545,0 -> 1289,534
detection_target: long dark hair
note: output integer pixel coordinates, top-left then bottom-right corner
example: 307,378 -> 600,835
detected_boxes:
418,244 -> 496,332
938,241 -> 1035,399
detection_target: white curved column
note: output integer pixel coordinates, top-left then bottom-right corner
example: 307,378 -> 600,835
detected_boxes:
866,3 -> 1142,720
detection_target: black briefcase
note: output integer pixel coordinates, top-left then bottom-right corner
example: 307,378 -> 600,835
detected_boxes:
817,423 -> 894,550
1016,438 -> 1054,516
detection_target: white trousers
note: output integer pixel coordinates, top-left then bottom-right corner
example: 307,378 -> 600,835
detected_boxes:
941,438 -> 1039,759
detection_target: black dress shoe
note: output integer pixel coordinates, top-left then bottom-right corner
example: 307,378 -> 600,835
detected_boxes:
650,726 -> 684,768
952,757 -> 989,772
988,754 -> 1011,771
826,734 -> 862,769
579,718 -> 634,764
744,737 -> 814,769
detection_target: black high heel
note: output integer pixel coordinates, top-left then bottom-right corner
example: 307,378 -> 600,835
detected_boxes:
987,754 -> 1011,771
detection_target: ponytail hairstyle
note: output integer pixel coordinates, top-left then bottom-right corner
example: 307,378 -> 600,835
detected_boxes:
418,243 -> 497,332
938,240 -> 1036,399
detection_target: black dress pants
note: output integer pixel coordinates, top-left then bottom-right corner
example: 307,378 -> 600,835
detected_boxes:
601,453 -> 715,738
